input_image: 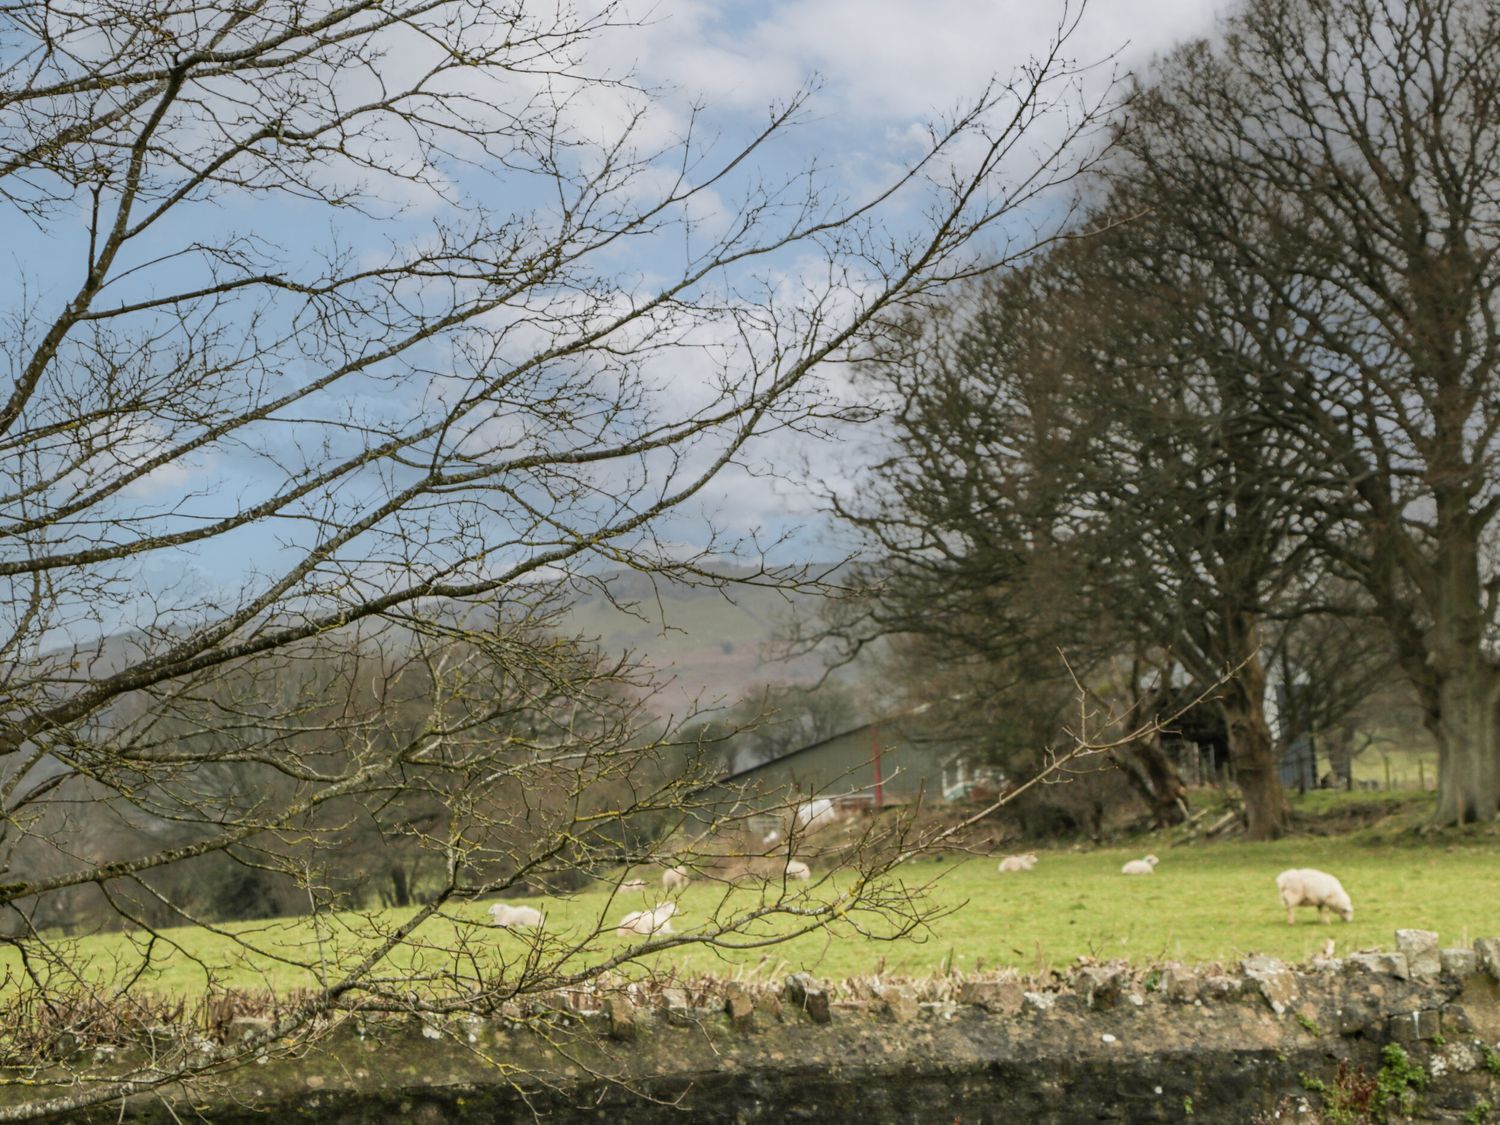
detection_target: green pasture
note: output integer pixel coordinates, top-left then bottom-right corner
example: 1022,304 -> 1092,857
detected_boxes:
10,817 -> 1499,997
1350,746 -> 1440,792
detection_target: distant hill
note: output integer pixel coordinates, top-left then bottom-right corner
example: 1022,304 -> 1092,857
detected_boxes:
556,567 -> 865,714
25,566 -> 871,737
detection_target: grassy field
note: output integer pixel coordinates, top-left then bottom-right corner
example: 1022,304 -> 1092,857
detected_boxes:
11,798 -> 1499,998
1350,748 -> 1440,792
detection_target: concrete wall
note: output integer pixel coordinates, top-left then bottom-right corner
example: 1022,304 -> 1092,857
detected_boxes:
28,930 -> 1500,1123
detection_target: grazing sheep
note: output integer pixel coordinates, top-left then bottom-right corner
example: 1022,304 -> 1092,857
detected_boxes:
620,879 -> 648,891
1275,868 -> 1353,925
616,902 -> 677,938
785,859 -> 811,881
997,853 -> 1038,873
763,830 -> 782,846
488,903 -> 544,928
661,865 -> 691,892
1121,855 -> 1159,876
793,798 -> 838,834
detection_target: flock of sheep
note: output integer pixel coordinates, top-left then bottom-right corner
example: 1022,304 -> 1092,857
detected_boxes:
487,857 -> 816,938
485,793 -> 1358,943
996,852 -> 1356,925
486,801 -> 833,939
495,864 -> 1353,943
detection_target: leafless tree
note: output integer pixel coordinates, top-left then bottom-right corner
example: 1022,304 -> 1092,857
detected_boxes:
1268,591 -> 1409,788
1031,191 -> 1325,840
0,0 -> 1121,1115
821,171 -> 1357,839
1119,0 -> 1500,823
816,265 -> 1200,830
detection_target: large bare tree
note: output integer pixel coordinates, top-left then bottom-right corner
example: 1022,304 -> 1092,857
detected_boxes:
823,173 -> 1395,839
1036,191 -> 1325,840
1120,0 -> 1500,824
0,0 -> 1119,1115
820,265 -> 1202,830
823,270 -> 1258,833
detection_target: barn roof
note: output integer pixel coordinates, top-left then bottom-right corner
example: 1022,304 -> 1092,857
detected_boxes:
709,700 -> 968,788
713,718 -> 883,786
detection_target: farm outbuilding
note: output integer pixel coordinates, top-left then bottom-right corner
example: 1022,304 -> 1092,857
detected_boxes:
1147,683 -> 1333,792
696,710 -> 999,825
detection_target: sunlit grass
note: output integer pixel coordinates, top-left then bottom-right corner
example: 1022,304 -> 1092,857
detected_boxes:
10,815 -> 1499,996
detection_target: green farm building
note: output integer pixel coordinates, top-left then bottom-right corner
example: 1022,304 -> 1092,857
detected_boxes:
700,708 -> 999,820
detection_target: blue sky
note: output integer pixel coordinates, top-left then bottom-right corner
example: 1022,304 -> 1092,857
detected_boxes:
608,0 -> 1240,555
2,0 -> 1241,636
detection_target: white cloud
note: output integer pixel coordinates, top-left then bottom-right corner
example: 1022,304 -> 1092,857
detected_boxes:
8,0 -> 1250,608
580,0 -> 1246,556
619,1 -> 1236,124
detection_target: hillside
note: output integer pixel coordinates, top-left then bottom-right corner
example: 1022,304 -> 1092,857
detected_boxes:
13,568 -> 871,774
556,568 -> 869,713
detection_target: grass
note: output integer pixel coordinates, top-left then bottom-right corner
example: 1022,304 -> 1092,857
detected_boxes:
1288,787 -> 1426,818
10,815 -> 1500,998
933,835 -> 1497,977
1349,745 -> 1438,792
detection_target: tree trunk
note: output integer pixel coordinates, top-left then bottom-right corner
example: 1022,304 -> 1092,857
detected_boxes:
390,863 -> 412,909
1433,668 -> 1500,824
1218,645 -> 1289,840
1427,512 -> 1500,825
1113,740 -> 1190,827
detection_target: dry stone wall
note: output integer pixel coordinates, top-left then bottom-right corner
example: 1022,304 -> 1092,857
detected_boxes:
36,931 -> 1500,1123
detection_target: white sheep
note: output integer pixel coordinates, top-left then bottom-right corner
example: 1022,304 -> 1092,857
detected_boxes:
997,853 -> 1038,873
793,798 -> 838,834
1121,855 -> 1159,876
661,865 -> 691,892
1275,868 -> 1353,925
487,903 -> 544,928
784,859 -> 811,881
615,902 -> 677,938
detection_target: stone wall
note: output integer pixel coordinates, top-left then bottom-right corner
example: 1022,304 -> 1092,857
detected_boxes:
43,931 -> 1500,1122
